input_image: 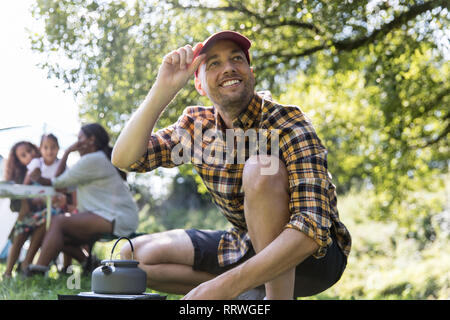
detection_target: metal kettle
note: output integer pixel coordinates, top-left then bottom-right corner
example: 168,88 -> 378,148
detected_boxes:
91,236 -> 147,295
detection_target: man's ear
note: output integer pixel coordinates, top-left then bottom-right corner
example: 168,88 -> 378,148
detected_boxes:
195,76 -> 207,96
250,66 -> 254,74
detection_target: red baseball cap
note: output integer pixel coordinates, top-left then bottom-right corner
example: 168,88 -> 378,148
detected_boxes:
194,30 -> 251,77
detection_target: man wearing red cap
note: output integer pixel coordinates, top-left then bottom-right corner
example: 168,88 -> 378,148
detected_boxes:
112,31 -> 351,300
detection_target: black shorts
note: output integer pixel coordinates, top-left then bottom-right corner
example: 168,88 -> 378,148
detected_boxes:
185,228 -> 347,298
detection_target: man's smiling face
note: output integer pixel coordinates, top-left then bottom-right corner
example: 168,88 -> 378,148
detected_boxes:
195,40 -> 255,115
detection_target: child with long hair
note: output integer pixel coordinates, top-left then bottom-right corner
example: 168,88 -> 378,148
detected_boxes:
3,141 -> 42,277
4,141 -> 40,184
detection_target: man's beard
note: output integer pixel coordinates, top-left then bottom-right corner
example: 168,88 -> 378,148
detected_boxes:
211,79 -> 255,118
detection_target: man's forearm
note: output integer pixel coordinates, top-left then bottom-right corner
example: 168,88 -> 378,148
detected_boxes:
220,228 -> 319,298
111,83 -> 176,169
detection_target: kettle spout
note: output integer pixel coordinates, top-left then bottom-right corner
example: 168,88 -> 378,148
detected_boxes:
101,265 -> 112,275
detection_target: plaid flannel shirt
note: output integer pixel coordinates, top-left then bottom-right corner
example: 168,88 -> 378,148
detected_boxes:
128,92 -> 351,266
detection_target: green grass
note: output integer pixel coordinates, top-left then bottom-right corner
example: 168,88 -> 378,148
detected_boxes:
1,264 -> 88,300
0,267 -> 182,300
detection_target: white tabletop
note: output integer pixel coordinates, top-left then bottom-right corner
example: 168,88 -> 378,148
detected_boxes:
0,182 -> 55,230
0,182 -> 55,198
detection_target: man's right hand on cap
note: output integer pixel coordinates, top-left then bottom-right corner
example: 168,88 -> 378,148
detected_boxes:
156,43 -> 206,95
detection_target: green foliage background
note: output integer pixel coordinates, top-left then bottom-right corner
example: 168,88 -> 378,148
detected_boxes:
5,0 -> 447,299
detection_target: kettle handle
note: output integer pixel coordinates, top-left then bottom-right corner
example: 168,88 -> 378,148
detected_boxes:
110,236 -> 135,261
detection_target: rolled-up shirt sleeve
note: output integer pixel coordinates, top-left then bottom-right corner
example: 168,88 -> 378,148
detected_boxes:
281,122 -> 333,258
126,110 -> 195,173
126,126 -> 178,173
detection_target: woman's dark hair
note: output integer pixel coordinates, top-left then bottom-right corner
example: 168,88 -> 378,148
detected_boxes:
4,141 -> 40,183
80,123 -> 127,180
40,133 -> 59,148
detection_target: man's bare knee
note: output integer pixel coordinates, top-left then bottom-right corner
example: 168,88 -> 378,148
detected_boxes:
120,234 -> 154,261
243,155 -> 288,194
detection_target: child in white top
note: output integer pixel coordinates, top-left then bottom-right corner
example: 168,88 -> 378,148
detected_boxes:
26,134 -> 61,181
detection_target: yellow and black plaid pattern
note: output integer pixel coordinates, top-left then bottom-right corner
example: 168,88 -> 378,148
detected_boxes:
128,93 -> 351,266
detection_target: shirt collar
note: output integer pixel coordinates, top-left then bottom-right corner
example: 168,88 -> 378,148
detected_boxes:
213,93 -> 263,131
